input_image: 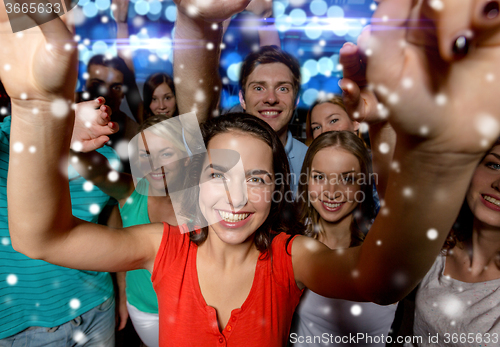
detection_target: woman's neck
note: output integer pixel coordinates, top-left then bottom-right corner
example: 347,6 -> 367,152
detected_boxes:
464,218 -> 500,272
317,214 -> 354,250
198,228 -> 259,270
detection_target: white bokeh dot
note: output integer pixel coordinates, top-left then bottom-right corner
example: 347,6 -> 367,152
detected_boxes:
89,204 -> 101,215
51,99 -> 70,118
107,171 -> 119,182
29,146 -> 36,153
73,330 -> 87,344
351,304 -> 362,316
71,141 -> 83,152
206,42 -> 214,50
427,228 -> 438,240
1,237 -> 10,246
13,142 -> 24,153
402,77 -> 413,89
379,142 -> 390,154
376,240 -> 382,246
429,0 -> 444,11
435,94 -> 447,106
7,274 -> 18,285
4,64 -> 11,71
69,298 -> 81,309
20,93 -> 27,100
403,187 -> 413,197
359,122 -> 369,133
83,181 -> 94,192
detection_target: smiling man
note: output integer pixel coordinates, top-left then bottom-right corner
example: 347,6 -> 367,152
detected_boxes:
174,11 -> 307,193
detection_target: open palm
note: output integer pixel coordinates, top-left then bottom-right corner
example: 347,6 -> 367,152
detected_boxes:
0,1 -> 77,103
367,0 -> 500,154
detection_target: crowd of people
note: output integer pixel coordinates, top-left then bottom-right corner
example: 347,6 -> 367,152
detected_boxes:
1,0 -> 500,346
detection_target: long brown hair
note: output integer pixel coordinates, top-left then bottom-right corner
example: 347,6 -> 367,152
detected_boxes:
296,131 -> 376,247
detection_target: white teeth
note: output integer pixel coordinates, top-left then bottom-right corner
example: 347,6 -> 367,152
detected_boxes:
484,195 -> 500,207
218,210 -> 250,222
323,202 -> 341,208
261,111 -> 280,116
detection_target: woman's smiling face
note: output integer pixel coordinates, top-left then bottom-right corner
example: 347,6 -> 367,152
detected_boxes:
138,130 -> 186,194
467,144 -> 500,228
308,147 -> 362,224
198,130 -> 275,245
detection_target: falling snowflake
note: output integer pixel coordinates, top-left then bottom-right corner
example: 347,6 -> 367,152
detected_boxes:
1,237 -> 10,246
419,126 -> 429,136
89,204 -> 101,215
402,187 -> 413,198
475,114 -> 500,141
206,42 -> 214,50
71,141 -> 83,152
426,228 -> 438,240
388,93 -> 399,105
435,94 -> 447,106
428,0 -> 444,11
108,171 -> 119,182
13,142 -> 24,153
3,64 -> 11,71
73,330 -> 88,344
376,240 -> 382,246
370,3 -> 377,11
379,142 -> 390,154
20,93 -> 27,100
402,77 -> 413,89
51,99 -> 70,118
83,181 -> 94,192
69,298 -> 81,309
114,140 -> 129,160
6,274 -> 18,285
439,295 -> 464,318
359,122 -> 369,133
351,304 -> 362,316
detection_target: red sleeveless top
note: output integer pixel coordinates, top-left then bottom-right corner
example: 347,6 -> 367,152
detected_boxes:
151,223 -> 304,346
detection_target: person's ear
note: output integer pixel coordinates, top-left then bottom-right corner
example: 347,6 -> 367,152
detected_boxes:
352,120 -> 360,131
239,90 -> 246,110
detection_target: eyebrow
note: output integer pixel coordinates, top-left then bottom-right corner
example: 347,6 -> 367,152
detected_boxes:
203,164 -> 272,177
248,81 -> 293,87
311,169 -> 356,175
139,147 -> 173,153
488,153 -> 500,160
246,169 -> 272,178
203,163 -> 231,173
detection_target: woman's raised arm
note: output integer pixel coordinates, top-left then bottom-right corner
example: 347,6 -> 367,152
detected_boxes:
293,0 -> 500,304
1,2 -> 161,273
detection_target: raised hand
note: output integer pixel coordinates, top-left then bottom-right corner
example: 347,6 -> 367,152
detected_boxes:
0,1 -> 77,105
173,0 -> 252,23
366,0 -> 500,154
111,0 -> 129,23
72,98 -> 119,152
246,0 -> 273,19
338,39 -> 380,125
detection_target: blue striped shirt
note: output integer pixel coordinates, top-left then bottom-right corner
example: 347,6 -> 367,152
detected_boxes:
0,116 -> 116,339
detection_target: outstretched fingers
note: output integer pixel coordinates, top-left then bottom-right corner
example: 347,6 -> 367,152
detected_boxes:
367,0 -> 414,92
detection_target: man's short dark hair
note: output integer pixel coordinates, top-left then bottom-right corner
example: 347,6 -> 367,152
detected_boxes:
87,54 -> 131,82
239,46 -> 301,100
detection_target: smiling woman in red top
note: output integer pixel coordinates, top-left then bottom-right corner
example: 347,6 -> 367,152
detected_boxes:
6,0 -> 500,346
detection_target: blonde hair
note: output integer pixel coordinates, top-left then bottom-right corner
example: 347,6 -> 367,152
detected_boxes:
305,94 -> 347,146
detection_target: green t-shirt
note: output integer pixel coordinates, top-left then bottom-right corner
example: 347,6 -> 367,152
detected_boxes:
119,179 -> 158,313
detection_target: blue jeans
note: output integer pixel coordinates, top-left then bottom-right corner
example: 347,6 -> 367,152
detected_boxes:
0,297 -> 115,347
